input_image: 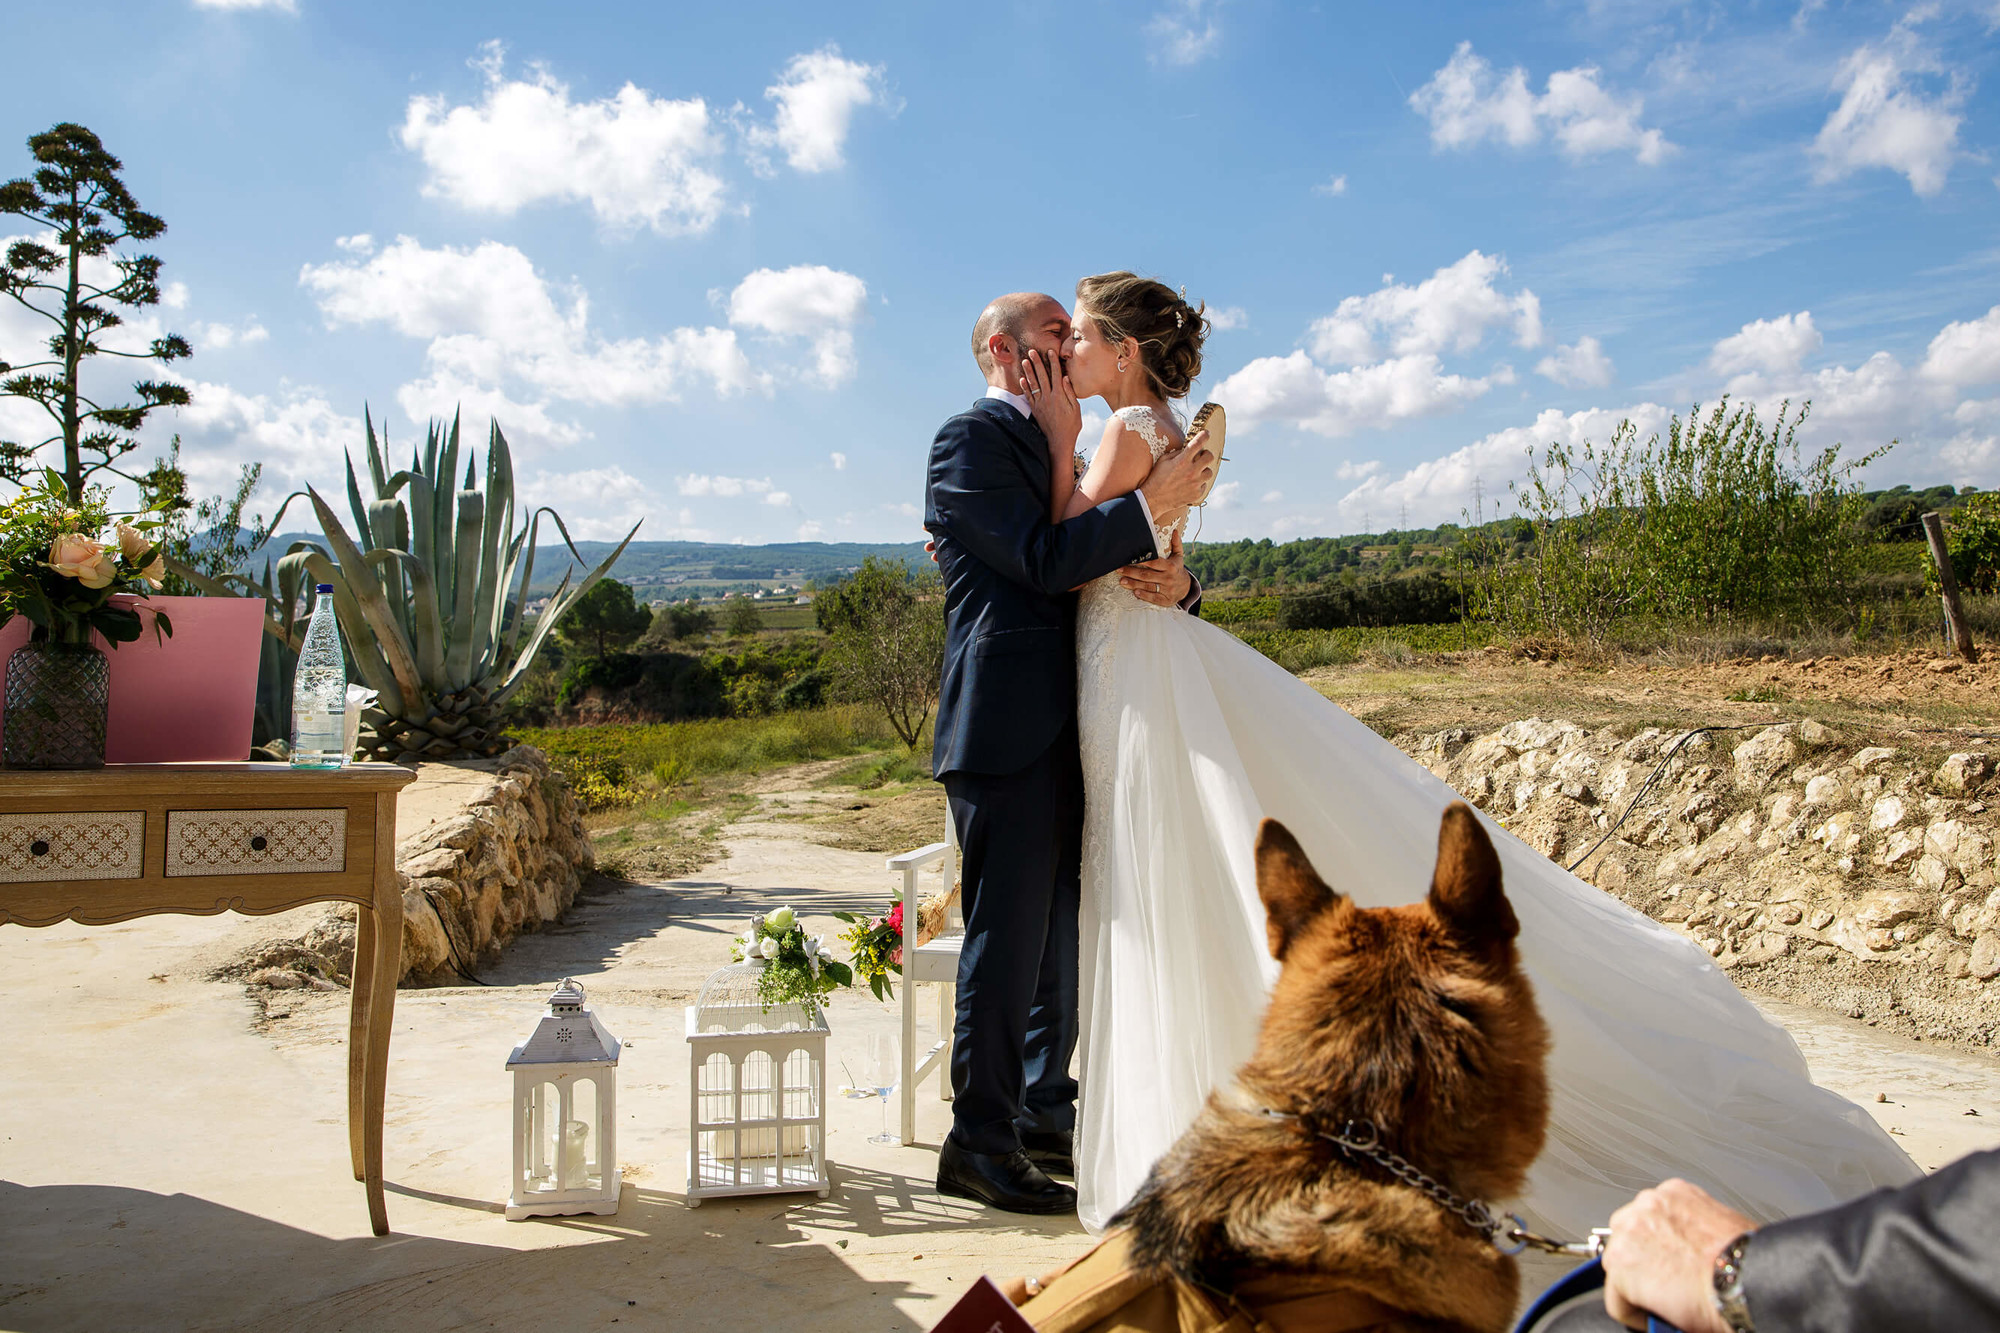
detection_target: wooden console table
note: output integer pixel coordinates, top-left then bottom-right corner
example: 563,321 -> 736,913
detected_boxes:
0,762 -> 417,1235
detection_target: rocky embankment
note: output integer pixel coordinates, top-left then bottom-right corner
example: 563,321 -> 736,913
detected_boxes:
1399,718 -> 2000,1047
231,745 -> 593,987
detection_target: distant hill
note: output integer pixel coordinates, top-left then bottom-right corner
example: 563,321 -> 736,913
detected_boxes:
245,534 -> 929,594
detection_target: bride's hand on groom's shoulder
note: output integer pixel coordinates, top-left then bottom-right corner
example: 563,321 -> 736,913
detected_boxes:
1023,349 -> 1081,452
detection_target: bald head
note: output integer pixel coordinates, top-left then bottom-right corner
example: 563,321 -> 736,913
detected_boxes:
972,292 -> 1068,381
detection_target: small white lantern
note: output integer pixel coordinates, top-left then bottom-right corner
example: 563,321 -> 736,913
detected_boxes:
506,978 -> 621,1220
685,961 -> 830,1205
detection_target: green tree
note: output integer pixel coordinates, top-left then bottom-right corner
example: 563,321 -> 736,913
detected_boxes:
0,124 -> 191,502
666,602 -> 715,640
136,436 -> 273,594
559,578 -> 652,658
725,596 -> 764,637
818,557 -> 946,751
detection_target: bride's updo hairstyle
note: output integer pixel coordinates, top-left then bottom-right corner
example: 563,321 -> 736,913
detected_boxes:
1075,271 -> 1208,400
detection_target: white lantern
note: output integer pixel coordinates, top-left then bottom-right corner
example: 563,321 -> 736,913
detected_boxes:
506,978 -> 621,1220
685,961 -> 830,1205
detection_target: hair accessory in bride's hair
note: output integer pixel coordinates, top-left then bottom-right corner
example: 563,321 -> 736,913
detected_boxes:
1175,308 -> 1184,328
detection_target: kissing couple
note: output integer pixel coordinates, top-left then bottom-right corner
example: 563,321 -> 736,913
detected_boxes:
922,272 -> 1916,1235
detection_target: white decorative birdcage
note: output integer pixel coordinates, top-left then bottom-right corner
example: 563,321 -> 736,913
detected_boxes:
505,978 -> 621,1220
685,961 -> 830,1205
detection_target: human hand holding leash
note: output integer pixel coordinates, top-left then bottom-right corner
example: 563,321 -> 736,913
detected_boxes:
1601,1180 -> 1750,1333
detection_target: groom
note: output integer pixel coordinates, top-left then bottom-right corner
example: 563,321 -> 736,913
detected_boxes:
924,291 -> 1212,1213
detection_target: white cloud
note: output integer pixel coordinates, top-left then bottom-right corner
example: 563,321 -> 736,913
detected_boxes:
1313,174 -> 1348,197
334,234 -> 373,254
797,520 -> 825,539
187,319 -> 269,352
1148,0 -> 1220,66
1536,335 -> 1615,388
745,47 -> 887,174
192,0 -> 296,11
1709,312 -> 1822,378
1208,480 -> 1241,507
170,379 -> 360,495
1922,306 -> 2000,387
1207,306 -> 1249,331
726,264 -> 869,387
299,236 -> 773,438
400,43 -> 727,234
1305,251 -> 1542,367
1216,350 -> 1494,438
524,466 -> 702,542
1810,23 -> 1964,197
1335,459 -> 1381,481
1261,489 -> 1284,503
830,451 -> 848,469
765,491 -> 792,507
1410,42 -> 1673,165
678,474 -> 776,498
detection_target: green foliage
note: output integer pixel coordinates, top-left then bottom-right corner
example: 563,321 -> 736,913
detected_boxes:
1197,596 -> 1281,626
817,556 -> 946,751
1466,401 -> 1883,638
516,705 -> 904,810
0,124 -> 191,501
1278,571 -> 1463,630
1232,623 -> 1495,670
657,602 -> 714,642
725,596 -> 764,636
731,907 -> 853,1015
0,469 -> 172,645
135,437 -> 274,595
559,577 -> 652,658
1924,493 -> 2000,596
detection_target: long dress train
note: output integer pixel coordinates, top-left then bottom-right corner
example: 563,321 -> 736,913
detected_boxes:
1072,405 -> 1918,1236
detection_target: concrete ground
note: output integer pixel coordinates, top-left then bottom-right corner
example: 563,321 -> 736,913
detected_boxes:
4,772 -> 2000,1332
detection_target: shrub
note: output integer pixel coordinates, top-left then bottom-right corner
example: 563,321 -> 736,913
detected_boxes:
1278,571 -> 1462,630
817,557 -> 945,751
1926,493 -> 2000,595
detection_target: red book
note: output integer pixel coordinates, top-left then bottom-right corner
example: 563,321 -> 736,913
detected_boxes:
931,1276 -> 1038,1333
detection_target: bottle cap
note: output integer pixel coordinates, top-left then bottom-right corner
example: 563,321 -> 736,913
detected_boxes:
315,583 -> 334,593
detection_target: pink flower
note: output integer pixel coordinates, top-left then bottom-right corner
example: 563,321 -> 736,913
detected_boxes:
49,533 -> 116,589
116,523 -> 164,583
887,901 -> 905,937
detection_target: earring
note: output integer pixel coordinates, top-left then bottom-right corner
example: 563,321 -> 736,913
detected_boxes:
1117,358 -> 1128,373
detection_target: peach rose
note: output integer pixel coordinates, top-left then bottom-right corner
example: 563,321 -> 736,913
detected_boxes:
49,533 -> 116,589
116,522 -> 165,582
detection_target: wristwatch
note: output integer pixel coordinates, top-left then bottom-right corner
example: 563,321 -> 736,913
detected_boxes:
1712,1231 -> 1756,1332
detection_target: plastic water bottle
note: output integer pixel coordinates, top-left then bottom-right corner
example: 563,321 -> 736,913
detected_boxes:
290,583 -> 349,769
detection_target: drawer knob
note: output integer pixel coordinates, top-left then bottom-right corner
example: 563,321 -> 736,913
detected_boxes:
29,839 -> 49,857
249,835 -> 269,852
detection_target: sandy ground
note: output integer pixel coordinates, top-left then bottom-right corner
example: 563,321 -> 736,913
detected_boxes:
4,766 -> 2000,1332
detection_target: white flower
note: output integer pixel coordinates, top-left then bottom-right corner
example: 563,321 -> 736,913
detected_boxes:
804,935 -> 822,957
759,937 -> 778,959
748,915 -> 764,937
767,905 -> 795,931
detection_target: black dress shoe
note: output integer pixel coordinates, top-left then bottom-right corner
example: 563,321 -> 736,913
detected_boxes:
1020,1128 -> 1073,1176
936,1139 -> 1077,1215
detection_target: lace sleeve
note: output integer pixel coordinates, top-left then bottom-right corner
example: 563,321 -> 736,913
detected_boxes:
1113,406 -> 1173,461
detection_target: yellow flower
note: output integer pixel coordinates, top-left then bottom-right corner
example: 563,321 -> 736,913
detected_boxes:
116,523 -> 165,582
49,533 -> 116,590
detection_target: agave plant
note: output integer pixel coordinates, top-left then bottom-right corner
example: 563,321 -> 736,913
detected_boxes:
179,411 -> 635,761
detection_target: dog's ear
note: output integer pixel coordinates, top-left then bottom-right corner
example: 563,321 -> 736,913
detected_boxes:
1427,802 -> 1518,954
1256,818 -> 1340,960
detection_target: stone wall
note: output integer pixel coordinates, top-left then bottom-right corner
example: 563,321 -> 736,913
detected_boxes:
234,744 -> 593,988
1401,719 -> 1999,1046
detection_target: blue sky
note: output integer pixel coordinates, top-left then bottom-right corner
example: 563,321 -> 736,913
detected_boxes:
2,0 -> 1996,544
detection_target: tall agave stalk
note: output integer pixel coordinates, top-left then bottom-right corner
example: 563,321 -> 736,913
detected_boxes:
178,410 -> 635,762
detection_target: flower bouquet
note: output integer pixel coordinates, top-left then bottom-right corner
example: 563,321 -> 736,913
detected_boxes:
731,905 -> 853,1014
0,471 -> 173,767
833,900 -> 904,1002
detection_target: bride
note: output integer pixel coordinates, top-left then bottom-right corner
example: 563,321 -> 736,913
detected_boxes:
1017,270 -> 1920,1237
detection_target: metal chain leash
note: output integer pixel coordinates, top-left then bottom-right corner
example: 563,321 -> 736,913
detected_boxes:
1261,1110 -> 1608,1258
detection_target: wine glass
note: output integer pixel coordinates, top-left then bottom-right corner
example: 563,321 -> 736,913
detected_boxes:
864,1029 -> 899,1145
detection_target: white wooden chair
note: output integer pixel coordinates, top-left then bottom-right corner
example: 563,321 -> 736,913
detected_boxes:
892,809 -> 961,1145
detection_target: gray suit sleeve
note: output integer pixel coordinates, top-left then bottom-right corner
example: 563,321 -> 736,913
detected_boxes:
1743,1147 -> 2000,1332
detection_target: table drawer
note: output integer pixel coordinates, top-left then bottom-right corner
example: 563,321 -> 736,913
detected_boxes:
166,808 -> 347,877
0,812 -> 145,882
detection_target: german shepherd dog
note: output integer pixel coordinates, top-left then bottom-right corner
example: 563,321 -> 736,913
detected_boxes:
1009,803 -> 1551,1333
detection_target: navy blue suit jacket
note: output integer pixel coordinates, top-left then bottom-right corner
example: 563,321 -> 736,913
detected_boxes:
925,397 -> 1161,778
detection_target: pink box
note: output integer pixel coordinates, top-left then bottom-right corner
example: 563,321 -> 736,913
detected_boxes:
0,595 -> 269,763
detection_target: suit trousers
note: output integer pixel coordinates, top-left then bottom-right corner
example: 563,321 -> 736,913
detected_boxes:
941,721 -> 1084,1155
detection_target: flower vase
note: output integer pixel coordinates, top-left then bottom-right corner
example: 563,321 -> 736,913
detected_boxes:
3,641 -> 111,769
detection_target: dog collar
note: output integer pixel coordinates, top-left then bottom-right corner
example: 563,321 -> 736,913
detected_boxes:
1255,1109 -> 1604,1259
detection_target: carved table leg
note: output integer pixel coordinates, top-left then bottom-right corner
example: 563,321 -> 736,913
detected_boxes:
363,791 -> 404,1236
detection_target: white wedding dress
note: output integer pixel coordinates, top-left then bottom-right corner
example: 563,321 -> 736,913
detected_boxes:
1071,405 -> 1919,1236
